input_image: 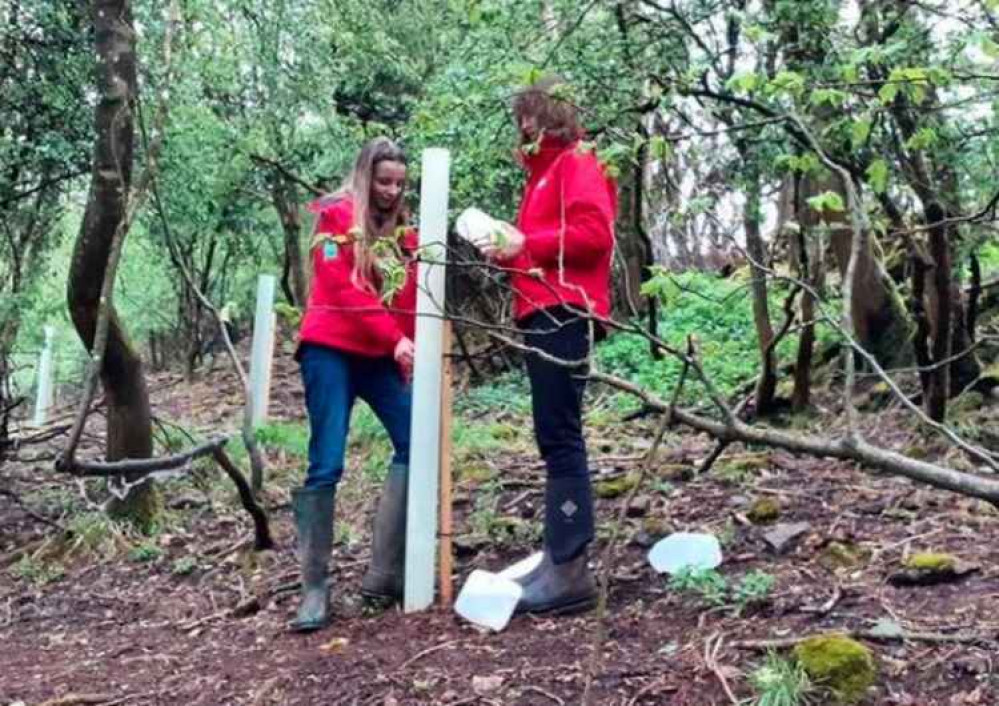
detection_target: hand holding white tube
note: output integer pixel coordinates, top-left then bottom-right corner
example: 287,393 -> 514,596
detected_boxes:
456,208 -> 525,260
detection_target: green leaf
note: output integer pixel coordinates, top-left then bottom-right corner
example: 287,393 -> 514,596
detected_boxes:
851,117 -> 872,149
878,83 -> 900,104
905,127 -> 937,151
806,191 -> 846,214
726,71 -> 761,94
767,70 -> 805,97
866,159 -> 889,194
520,65 -> 544,87
649,135 -> 673,161
809,88 -> 847,107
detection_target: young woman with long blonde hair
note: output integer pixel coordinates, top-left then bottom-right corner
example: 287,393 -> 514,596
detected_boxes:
292,137 -> 418,632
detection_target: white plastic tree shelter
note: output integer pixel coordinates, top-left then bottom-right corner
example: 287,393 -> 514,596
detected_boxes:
32,326 -> 55,426
249,274 -> 277,427
405,148 -> 451,612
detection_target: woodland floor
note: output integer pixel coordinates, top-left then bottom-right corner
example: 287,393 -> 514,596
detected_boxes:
1,336 -> 998,706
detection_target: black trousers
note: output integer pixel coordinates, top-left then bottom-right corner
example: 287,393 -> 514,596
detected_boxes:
520,307 -> 596,564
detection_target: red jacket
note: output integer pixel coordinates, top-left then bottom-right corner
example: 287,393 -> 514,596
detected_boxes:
298,196 -> 417,357
501,136 -> 617,322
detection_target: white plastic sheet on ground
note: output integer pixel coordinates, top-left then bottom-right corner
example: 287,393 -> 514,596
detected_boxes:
454,552 -> 543,632
454,570 -> 523,632
648,532 -> 723,574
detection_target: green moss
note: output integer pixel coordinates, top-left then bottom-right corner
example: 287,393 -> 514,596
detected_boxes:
657,464 -> 694,482
820,541 -> 870,570
595,472 -> 640,499
642,517 -> 671,538
794,634 -> 877,705
487,422 -> 519,441
458,465 -> 498,484
949,392 -> 985,417
747,497 -> 780,525
107,483 -> 162,534
903,552 -> 956,573
902,444 -> 929,460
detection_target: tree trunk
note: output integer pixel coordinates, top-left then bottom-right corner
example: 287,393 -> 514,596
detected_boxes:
784,174 -> 914,370
743,173 -> 778,414
67,0 -> 157,528
271,173 -> 307,307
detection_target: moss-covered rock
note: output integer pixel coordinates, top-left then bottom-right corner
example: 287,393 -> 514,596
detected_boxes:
890,551 -> 979,587
794,634 -> 877,705
747,497 -> 780,525
658,464 -> 694,482
642,517 -> 672,538
903,551 -> 956,572
595,472 -> 640,499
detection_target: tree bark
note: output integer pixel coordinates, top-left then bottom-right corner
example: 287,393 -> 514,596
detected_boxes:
67,0 -> 157,527
743,172 -> 777,414
271,173 -> 307,307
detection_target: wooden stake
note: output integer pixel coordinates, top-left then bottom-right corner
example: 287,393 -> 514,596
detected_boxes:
438,321 -> 455,606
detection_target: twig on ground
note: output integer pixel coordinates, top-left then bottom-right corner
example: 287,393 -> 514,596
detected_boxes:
521,686 -> 565,705
250,677 -> 281,706
703,633 -> 740,705
398,639 -> 462,671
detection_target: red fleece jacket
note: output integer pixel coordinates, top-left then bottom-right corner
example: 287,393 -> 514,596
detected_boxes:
298,196 -> 417,357
501,136 -> 617,322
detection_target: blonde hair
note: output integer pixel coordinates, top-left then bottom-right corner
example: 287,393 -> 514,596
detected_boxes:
329,137 -> 409,292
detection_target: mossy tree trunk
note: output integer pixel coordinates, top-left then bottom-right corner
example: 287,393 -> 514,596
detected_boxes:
67,0 -> 158,528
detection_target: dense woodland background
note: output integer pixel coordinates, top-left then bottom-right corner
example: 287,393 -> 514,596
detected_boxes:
2,1 -> 999,704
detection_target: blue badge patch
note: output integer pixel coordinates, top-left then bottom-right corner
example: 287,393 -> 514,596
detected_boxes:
323,241 -> 338,260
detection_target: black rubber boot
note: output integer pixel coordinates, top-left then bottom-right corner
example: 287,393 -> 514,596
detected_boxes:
514,549 -> 597,615
289,485 -> 336,633
361,464 -> 408,601
514,475 -> 597,614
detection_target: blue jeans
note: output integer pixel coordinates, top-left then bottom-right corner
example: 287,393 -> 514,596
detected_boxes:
299,343 -> 412,489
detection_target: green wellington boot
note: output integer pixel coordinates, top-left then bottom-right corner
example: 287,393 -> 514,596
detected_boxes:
289,485 -> 336,632
360,466 -> 408,601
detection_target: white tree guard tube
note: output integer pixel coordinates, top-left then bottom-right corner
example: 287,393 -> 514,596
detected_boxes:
33,326 -> 55,426
405,148 -> 451,612
249,274 -> 276,427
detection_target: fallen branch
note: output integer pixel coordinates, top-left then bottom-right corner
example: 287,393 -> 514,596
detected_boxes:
589,371 -> 999,507
38,695 -> 114,706
63,437 -> 228,477
212,448 -> 274,550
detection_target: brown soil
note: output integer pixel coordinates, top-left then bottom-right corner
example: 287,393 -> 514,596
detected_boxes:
1,343 -> 997,706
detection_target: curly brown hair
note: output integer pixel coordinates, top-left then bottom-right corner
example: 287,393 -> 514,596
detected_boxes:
511,75 -> 582,144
